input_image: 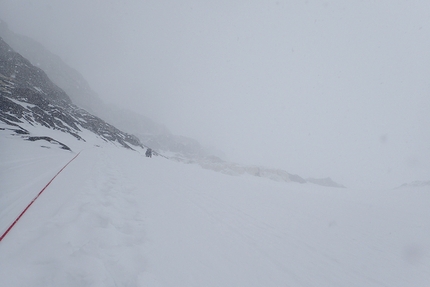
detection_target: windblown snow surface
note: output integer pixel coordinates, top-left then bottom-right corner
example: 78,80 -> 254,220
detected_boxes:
1,131 -> 429,287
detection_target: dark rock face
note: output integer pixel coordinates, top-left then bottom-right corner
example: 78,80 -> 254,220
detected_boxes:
0,22 -> 215,158
0,36 -> 71,107
27,136 -> 71,151
0,19 -> 102,112
0,37 -> 144,150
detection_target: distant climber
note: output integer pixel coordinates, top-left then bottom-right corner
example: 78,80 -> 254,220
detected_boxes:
145,148 -> 152,158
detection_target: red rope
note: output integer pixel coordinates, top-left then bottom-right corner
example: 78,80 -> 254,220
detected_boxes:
0,151 -> 81,242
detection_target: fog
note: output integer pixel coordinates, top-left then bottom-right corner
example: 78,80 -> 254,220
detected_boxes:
1,0 -> 429,189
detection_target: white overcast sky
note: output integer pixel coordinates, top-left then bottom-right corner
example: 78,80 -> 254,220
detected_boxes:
1,0 -> 429,189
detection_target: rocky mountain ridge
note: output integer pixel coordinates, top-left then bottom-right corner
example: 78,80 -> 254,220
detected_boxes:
0,36 -> 144,151
0,24 -> 346,188
0,19 -> 212,158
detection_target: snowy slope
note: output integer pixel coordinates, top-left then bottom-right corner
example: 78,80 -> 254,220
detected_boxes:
1,31 -> 345,187
0,22 -> 213,159
1,134 -> 429,286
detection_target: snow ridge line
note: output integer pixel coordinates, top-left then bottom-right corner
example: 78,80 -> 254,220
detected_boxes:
0,151 -> 81,243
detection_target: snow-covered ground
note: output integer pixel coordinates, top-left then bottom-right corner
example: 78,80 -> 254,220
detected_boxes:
1,133 -> 429,286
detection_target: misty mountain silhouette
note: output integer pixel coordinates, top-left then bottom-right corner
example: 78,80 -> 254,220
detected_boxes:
0,21 -> 345,188
397,180 -> 430,189
0,20 -> 213,158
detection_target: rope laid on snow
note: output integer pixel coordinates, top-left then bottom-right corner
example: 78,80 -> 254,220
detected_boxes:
0,151 -> 81,243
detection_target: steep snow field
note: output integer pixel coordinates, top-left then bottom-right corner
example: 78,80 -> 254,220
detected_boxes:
1,135 -> 429,286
